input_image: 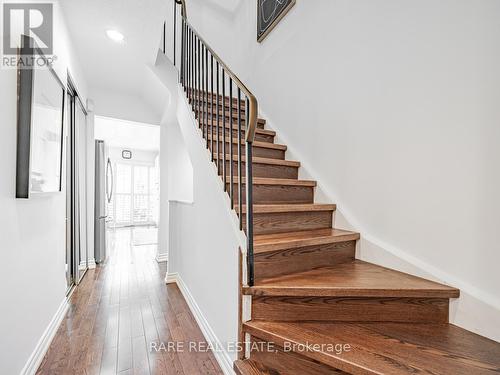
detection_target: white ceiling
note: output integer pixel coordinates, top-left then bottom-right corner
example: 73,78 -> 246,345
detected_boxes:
95,116 -> 160,151
60,0 -> 168,111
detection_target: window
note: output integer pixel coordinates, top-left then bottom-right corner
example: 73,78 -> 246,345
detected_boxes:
108,162 -> 158,227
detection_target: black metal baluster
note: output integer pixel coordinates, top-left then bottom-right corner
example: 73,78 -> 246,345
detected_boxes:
222,70 -> 227,191
197,38 -> 201,123
205,44 -> 208,138
245,96 -> 254,287
180,19 -> 184,85
194,35 -> 197,116
181,18 -> 186,86
201,44 -> 205,138
191,31 -> 195,107
216,62 -> 220,174
189,27 -> 194,103
163,21 -> 166,55
198,40 -> 202,126
229,79 -> 234,208
187,27 -> 191,98
205,47 -> 209,149
196,37 -> 199,120
194,34 -> 197,114
199,39 -> 202,126
201,44 -> 204,125
193,32 -> 196,109
210,55 -> 214,161
237,88 -> 242,229
185,23 -> 188,89
173,0 -> 176,65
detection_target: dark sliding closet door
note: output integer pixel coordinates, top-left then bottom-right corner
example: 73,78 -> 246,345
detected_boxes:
66,80 -> 88,289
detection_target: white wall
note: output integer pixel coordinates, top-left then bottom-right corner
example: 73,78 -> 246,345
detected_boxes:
108,147 -> 159,165
156,51 -> 194,260
90,63 -> 170,126
158,115 -> 193,258
0,1 -> 90,374
94,116 -> 160,150
153,47 -> 241,372
184,0 -> 500,341
92,88 -> 163,125
166,88 -> 243,374
165,123 -> 194,203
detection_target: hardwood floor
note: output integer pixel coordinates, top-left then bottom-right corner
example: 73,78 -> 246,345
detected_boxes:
36,227 -> 223,375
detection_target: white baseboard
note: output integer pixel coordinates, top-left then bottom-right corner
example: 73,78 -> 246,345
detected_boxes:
88,258 -> 97,269
20,298 -> 69,375
79,259 -> 97,270
166,273 -> 235,375
165,272 -> 178,284
156,252 -> 168,263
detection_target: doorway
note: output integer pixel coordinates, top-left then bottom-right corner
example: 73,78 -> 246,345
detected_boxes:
94,116 -> 160,260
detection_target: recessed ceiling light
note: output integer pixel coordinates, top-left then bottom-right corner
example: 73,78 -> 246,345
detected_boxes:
106,29 -> 124,43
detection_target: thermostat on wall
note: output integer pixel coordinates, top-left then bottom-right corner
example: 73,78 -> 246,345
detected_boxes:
122,150 -> 132,159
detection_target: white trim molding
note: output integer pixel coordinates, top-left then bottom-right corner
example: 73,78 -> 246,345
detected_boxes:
79,260 -> 96,271
165,272 -> 178,284
156,252 -> 168,263
166,273 -> 235,375
20,298 -> 69,375
88,258 -> 97,269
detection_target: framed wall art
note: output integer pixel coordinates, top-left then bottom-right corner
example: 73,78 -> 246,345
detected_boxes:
257,0 -> 296,42
16,35 -> 65,198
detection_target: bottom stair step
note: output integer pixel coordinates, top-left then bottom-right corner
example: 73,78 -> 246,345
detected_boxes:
234,359 -> 279,375
244,321 -> 500,375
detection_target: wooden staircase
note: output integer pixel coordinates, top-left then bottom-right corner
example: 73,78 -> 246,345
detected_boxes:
189,95 -> 500,374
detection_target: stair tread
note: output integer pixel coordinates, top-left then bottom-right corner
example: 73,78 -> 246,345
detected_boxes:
254,228 -> 360,253
206,135 -> 287,150
206,121 -> 275,136
192,95 -> 245,105
244,260 -> 460,298
234,359 -> 278,375
191,91 -> 244,104
215,154 -> 300,167
204,118 -> 266,129
238,203 -> 337,214
198,107 -> 266,123
244,320 -> 500,375
256,129 -> 275,136
226,177 -> 316,187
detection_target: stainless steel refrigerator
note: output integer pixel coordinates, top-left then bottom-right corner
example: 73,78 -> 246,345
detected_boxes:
94,140 -> 113,264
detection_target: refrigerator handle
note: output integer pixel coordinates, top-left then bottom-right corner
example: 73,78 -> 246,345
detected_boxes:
106,158 -> 114,203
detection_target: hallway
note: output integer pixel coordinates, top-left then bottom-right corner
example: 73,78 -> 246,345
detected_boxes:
36,227 -> 223,375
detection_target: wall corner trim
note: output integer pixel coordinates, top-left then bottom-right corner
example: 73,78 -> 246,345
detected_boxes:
166,273 -> 236,375
156,253 -> 169,263
20,297 -> 69,375
165,272 -> 178,284
88,258 -> 97,269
